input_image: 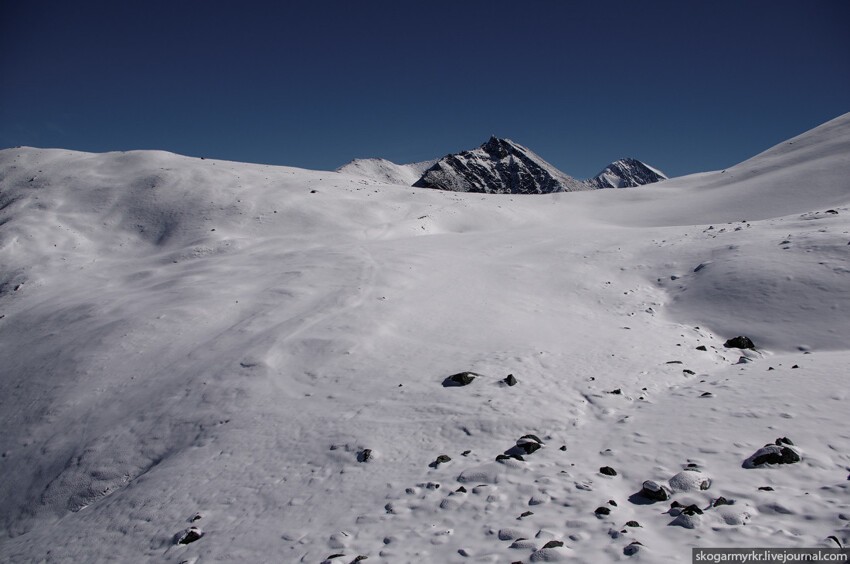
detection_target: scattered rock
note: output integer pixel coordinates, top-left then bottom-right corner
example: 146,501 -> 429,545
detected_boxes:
683,369 -> 695,375
189,512 -> 203,523
600,466 -> 617,476
758,486 -> 775,491
682,504 -> 704,516
744,441 -> 801,468
176,526 -> 203,545
443,372 -> 478,387
792,364 -> 800,369
638,480 -> 670,502
520,511 -> 534,518
542,540 -> 564,549
724,336 -> 755,349
559,445 -> 567,451
713,497 -> 732,507
775,437 -> 794,446
625,520 -> 640,527
594,506 -> 611,516
696,345 -> 707,351
514,435 -> 543,455
504,374 -> 518,386
700,392 -> 713,397
624,541 -> 644,556
607,388 -> 622,395
357,449 -> 373,463
430,454 -> 451,467
461,450 -> 471,456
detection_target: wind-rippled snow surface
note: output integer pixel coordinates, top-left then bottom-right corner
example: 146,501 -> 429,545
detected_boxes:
1,113 -> 849,563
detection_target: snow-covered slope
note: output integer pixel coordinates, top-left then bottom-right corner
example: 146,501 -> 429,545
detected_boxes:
1,113 -> 849,563
336,158 -> 436,187
413,136 -> 587,193
589,157 -> 668,188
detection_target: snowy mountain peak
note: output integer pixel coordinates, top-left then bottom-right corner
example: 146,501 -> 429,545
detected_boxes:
481,135 -> 520,158
413,137 -> 586,194
589,157 -> 668,189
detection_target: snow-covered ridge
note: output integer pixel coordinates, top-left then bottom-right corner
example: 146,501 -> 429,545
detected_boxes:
336,157 -> 436,187
336,137 -> 667,193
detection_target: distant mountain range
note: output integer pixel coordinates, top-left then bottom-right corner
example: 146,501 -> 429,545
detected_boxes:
337,136 -> 667,194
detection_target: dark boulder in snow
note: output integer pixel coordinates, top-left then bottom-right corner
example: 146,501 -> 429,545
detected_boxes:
638,480 -> 670,502
443,372 -> 479,387
504,374 -> 518,386
430,454 -> 451,468
681,504 -> 704,516
744,441 -> 801,468
624,541 -> 644,556
600,466 -> 617,476
512,435 -> 544,455
358,449 -> 374,463
176,526 -> 204,545
594,506 -> 611,516
724,336 -> 756,349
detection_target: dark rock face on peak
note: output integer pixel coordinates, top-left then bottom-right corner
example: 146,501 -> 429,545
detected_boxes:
413,137 -> 586,194
589,158 -> 668,189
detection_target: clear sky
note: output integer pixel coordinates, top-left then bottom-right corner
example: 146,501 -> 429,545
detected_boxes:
1,0 -> 848,179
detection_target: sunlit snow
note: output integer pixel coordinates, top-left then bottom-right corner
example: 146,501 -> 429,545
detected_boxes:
1,113 -> 848,563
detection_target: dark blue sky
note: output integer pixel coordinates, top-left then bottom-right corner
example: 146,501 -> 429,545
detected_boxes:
2,1 -> 848,179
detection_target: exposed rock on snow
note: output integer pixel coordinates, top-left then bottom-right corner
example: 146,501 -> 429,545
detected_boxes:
176,526 -> 203,544
724,336 -> 756,349
744,441 -> 802,468
442,372 -> 478,387
623,541 -> 644,556
638,480 -> 671,502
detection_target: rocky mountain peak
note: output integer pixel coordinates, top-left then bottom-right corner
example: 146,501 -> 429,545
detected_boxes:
589,158 -> 667,189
